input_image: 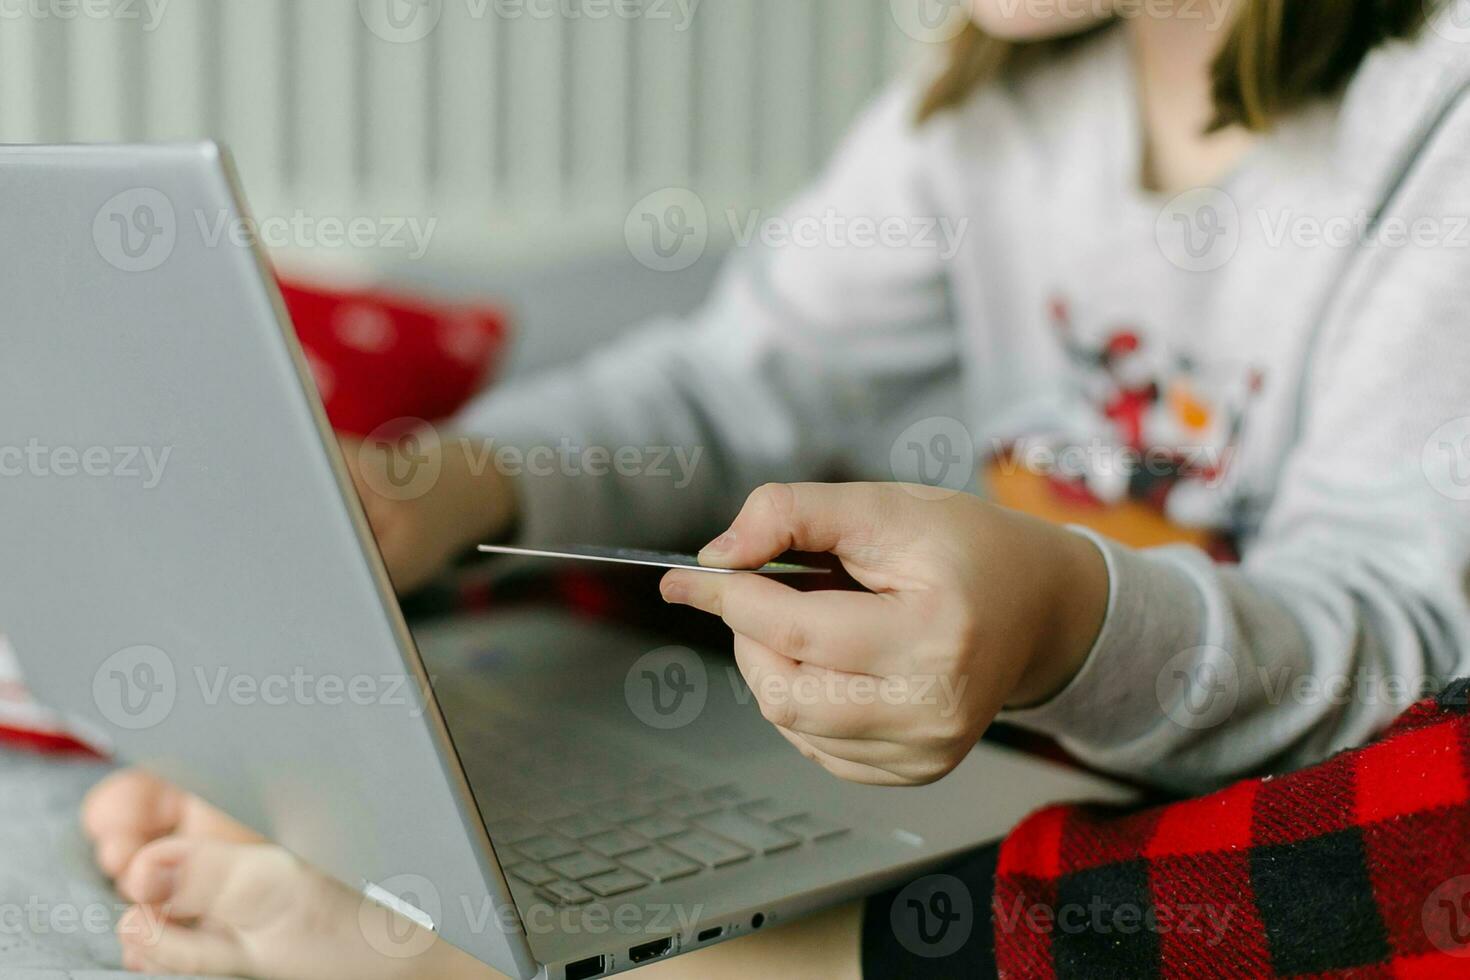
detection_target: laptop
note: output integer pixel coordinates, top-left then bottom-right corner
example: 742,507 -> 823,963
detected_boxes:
0,143 -> 1132,978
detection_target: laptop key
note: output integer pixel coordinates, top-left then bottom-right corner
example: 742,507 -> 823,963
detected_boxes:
663,796 -> 721,820
625,778 -> 686,803
551,813 -> 613,840
777,815 -> 849,842
518,836 -> 580,862
695,811 -> 801,854
620,848 -> 701,883
584,829 -> 647,858
703,784 -> 753,806
596,797 -> 655,823
507,862 -> 557,887
666,831 -> 752,868
663,765 -> 716,791
541,880 -> 594,906
488,817 -> 543,844
627,814 -> 689,840
525,796 -> 582,822
547,851 -> 619,880
583,869 -> 649,898
739,799 -> 806,824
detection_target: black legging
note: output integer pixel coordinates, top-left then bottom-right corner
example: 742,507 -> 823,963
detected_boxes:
861,844 -> 1000,979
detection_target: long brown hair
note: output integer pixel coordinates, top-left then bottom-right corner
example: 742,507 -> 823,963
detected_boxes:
917,1 -> 1431,131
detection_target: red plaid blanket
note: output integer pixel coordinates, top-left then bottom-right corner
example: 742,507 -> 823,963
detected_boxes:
992,679 -> 1470,977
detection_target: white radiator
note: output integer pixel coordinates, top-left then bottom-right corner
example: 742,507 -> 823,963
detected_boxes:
0,0 -> 923,269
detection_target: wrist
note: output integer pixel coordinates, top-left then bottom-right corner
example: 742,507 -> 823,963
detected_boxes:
1009,524 -> 1110,709
442,436 -> 520,549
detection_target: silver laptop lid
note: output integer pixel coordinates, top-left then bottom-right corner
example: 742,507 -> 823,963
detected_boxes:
0,143 -> 536,978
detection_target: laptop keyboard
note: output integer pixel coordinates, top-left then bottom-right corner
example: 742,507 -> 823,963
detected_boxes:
468,732 -> 850,906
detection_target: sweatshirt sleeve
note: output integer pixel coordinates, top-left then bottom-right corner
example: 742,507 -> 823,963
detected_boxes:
454,80 -> 960,548
1003,94 -> 1470,793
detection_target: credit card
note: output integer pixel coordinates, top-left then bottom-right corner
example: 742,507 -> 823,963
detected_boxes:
476,544 -> 829,575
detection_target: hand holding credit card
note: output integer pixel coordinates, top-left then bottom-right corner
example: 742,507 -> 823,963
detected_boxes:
476,544 -> 829,575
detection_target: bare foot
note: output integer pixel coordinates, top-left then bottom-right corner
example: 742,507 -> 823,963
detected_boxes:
82,768 -> 262,879
83,770 -> 860,980
113,835 -> 496,980
111,834 -> 861,980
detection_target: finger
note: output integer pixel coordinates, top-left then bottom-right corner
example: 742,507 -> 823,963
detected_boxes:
786,729 -> 923,770
661,571 -> 900,674
118,904 -> 247,978
698,483 -> 917,574
773,727 -> 911,787
731,636 -> 889,740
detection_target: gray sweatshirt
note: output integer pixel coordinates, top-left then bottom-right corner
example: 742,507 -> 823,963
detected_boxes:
461,21 -> 1470,793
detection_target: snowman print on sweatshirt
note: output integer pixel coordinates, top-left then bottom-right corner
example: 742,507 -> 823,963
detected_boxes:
1042,295 -> 1264,534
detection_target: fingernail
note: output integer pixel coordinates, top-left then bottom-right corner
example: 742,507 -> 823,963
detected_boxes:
701,531 -> 736,557
661,579 -> 689,604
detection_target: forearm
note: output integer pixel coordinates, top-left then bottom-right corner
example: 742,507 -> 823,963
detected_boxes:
456,312 -> 827,550
1002,529 -> 1470,792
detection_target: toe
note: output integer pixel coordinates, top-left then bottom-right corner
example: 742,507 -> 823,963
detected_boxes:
119,903 -> 248,978
95,833 -> 149,880
82,769 -> 182,844
120,836 -> 301,932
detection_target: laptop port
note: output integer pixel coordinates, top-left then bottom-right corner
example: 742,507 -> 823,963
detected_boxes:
697,926 -> 724,942
565,955 -> 605,980
751,913 -> 767,930
628,938 -> 673,963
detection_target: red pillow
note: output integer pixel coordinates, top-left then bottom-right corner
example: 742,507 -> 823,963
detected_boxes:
278,276 -> 512,436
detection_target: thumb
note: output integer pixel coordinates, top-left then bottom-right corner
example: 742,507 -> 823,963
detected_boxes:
698,483 -> 910,569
